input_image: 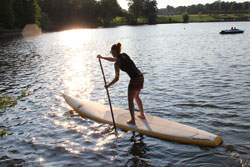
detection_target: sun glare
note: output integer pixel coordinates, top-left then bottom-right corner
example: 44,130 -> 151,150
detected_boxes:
60,29 -> 93,49
62,53 -> 93,98
59,29 -> 95,98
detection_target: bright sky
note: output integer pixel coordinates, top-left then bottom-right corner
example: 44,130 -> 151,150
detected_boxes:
118,0 -> 248,9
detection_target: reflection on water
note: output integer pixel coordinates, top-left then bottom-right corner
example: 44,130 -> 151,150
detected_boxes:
0,22 -> 250,166
60,30 -> 95,99
127,132 -> 151,167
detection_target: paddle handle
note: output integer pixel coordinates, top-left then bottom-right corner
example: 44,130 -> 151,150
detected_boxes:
98,58 -> 118,135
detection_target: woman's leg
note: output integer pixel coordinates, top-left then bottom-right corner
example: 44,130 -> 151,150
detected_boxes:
127,88 -> 137,124
135,90 -> 145,119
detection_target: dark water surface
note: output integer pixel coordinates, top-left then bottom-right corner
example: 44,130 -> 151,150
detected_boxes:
0,22 -> 250,167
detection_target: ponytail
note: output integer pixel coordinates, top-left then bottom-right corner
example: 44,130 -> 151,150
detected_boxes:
111,42 -> 122,53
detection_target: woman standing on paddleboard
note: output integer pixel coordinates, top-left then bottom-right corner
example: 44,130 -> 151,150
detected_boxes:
97,43 -> 145,124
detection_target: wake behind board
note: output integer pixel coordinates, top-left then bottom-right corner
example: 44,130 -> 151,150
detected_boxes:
62,94 -> 222,147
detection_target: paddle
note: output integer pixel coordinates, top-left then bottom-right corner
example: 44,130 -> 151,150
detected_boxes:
98,58 -> 118,136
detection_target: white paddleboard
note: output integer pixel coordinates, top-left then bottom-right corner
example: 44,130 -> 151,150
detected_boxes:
62,94 -> 222,147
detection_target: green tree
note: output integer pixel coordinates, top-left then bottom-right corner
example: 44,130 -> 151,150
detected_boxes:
128,0 -> 144,24
231,2 -> 237,13
143,0 -> 157,24
13,0 -> 41,28
99,0 -> 123,26
212,1 -> 220,13
13,0 -> 25,27
79,0 -> 99,25
24,0 -> 41,25
182,12 -> 189,23
38,0 -> 72,29
40,12 -> 53,31
128,0 -> 157,24
242,2 -> 248,13
0,0 -> 15,29
219,2 -> 226,13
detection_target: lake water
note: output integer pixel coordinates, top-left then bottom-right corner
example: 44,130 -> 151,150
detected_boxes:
0,22 -> 250,167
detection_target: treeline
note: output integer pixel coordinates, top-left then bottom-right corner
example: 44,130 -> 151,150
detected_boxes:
158,1 -> 250,15
38,0 -> 123,30
0,0 -> 157,32
0,0 -> 40,29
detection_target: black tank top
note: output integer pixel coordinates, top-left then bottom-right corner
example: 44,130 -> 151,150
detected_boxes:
115,53 -> 142,79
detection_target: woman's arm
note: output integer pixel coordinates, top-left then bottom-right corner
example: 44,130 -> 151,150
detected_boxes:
97,55 -> 116,62
106,64 -> 120,88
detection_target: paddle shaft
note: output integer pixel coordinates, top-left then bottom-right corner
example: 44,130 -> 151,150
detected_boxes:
98,58 -> 118,135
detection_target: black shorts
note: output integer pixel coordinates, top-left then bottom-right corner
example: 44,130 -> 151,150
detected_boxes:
128,76 -> 144,91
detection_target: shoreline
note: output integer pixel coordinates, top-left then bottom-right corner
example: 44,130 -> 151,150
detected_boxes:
0,32 -> 22,39
1,18 -> 250,39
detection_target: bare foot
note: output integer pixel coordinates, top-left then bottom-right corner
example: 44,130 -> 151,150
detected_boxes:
138,115 -> 145,119
127,120 -> 136,125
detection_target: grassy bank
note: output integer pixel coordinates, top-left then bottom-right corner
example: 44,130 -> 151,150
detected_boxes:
112,14 -> 250,25
190,14 -> 250,22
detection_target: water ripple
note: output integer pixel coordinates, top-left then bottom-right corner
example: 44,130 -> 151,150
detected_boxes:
1,22 -> 250,166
